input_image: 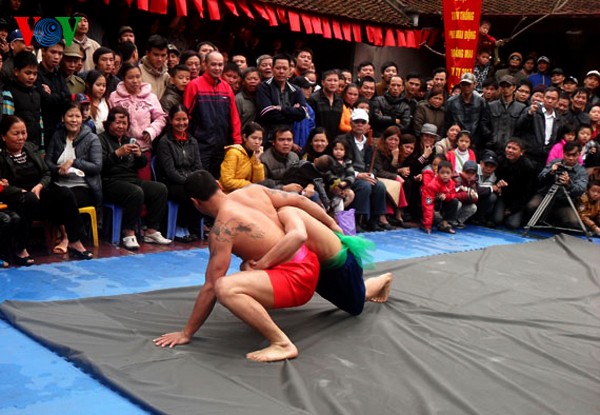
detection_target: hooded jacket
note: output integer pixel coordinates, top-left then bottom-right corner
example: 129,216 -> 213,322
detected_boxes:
140,56 -> 170,100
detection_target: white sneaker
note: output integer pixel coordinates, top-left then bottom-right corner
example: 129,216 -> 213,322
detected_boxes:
143,231 -> 172,245
122,235 -> 140,250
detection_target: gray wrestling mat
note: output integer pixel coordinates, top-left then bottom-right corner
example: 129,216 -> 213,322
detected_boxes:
1,235 -> 599,415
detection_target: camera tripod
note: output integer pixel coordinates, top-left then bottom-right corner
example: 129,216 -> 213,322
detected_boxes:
523,183 -> 592,241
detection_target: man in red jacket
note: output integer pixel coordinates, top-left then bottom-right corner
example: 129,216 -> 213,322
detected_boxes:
184,51 -> 241,178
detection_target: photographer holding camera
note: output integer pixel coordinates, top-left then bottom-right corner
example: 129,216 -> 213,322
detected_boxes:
524,141 -> 588,228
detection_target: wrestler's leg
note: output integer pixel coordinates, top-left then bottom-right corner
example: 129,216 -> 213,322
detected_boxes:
364,273 -> 393,303
214,270 -> 298,362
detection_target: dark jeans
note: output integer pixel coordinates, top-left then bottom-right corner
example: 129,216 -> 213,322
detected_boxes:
437,198 -> 459,224
493,197 -> 524,229
103,179 -> 168,231
350,179 -> 386,219
4,185 -> 86,250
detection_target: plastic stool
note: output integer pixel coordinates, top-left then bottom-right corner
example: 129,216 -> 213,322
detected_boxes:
103,203 -> 123,245
78,206 -> 98,247
165,200 -> 180,240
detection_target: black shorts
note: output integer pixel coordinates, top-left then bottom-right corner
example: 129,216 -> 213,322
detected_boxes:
316,251 -> 365,316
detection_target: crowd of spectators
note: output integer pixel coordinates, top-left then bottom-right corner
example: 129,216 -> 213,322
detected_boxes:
0,11 -> 599,268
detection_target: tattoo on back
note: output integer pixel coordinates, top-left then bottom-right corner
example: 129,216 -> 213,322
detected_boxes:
211,218 -> 266,244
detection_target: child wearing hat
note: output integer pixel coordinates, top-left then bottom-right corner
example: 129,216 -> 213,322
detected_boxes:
72,93 -> 96,133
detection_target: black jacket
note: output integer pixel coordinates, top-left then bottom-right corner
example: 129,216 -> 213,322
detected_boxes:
98,131 -> 147,182
445,93 -> 492,152
45,125 -> 103,209
495,154 -> 536,213
156,129 -> 203,185
257,79 -> 307,139
516,107 -> 562,169
37,64 -> 71,140
0,141 -> 51,194
489,98 -> 526,154
371,92 -> 411,135
308,90 -> 344,142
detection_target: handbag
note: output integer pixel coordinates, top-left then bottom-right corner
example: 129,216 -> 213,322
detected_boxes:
336,208 -> 356,235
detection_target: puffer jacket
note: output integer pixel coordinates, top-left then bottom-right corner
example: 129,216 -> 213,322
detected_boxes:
219,144 -> 265,193
371,92 -> 411,135
108,82 -> 167,152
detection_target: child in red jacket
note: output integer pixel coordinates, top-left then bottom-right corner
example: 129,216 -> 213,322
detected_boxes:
421,160 -> 460,234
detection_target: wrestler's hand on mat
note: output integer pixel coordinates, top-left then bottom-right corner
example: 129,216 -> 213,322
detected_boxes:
153,331 -> 191,348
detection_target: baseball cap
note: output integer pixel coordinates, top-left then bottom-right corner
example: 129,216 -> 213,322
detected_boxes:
481,151 -> 498,166
564,76 -> 578,85
420,123 -> 439,137
8,29 -> 23,43
119,26 -> 134,36
351,108 -> 369,123
0,18 -> 8,29
459,72 -> 476,84
63,43 -> 82,58
167,44 -> 180,55
499,75 -> 516,86
537,56 -> 550,64
586,70 -> 600,79
551,68 -> 564,75
290,76 -> 315,89
72,93 -> 90,105
463,160 -> 478,172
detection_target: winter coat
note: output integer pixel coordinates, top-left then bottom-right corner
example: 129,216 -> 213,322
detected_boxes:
219,144 -> 265,192
184,71 -> 241,155
155,129 -> 203,185
45,125 -> 103,210
140,56 -> 170,100
108,82 -> 167,152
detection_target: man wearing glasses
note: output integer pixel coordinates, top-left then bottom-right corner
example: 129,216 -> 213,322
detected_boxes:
495,52 -> 527,84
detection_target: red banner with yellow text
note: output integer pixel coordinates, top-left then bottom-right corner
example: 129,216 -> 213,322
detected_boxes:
443,0 -> 482,89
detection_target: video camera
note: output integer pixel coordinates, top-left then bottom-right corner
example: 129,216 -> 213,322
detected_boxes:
554,162 -> 573,184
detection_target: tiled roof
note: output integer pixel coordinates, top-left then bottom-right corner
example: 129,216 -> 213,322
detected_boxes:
398,0 -> 600,16
257,0 -> 600,30
257,0 -> 415,26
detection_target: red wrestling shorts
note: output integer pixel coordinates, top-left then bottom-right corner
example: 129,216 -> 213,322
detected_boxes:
266,245 -> 320,308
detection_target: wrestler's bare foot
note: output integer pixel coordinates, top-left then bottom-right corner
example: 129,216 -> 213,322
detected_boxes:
367,273 -> 393,303
246,341 -> 298,362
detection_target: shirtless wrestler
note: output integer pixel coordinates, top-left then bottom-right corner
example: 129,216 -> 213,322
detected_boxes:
153,170 -> 342,362
153,170 -> 391,362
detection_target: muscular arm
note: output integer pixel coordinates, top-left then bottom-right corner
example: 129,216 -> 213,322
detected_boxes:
249,207 -> 308,270
263,186 -> 343,234
153,227 -> 232,347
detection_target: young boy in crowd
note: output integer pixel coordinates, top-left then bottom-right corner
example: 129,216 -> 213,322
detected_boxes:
453,160 -> 479,228
421,160 -> 460,234
160,64 -> 190,114
2,51 -> 43,150
577,180 -> 600,236
72,93 -> 96,133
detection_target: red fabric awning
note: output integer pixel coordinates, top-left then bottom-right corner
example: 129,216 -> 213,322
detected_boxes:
121,0 -> 436,48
